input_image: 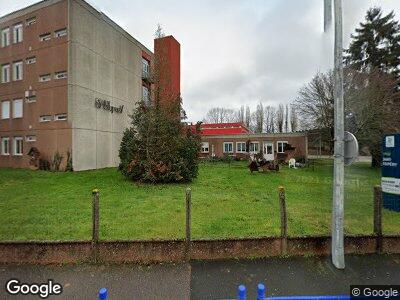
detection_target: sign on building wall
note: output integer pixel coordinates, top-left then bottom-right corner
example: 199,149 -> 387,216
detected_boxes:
95,98 -> 124,114
382,134 -> 400,212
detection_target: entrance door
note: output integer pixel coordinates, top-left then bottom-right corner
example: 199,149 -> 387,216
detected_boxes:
263,142 -> 274,161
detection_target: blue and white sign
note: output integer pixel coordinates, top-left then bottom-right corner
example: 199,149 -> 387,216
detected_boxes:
382,134 -> 400,211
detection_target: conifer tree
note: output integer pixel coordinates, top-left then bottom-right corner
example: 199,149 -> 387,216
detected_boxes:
345,7 -> 400,82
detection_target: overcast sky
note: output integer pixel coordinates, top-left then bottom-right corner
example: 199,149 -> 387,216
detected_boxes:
2,0 -> 400,122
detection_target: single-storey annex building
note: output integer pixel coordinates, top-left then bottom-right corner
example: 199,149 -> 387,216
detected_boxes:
198,123 -> 308,162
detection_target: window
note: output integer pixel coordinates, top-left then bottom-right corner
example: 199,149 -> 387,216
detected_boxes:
1,101 -> 10,119
13,137 -> 23,155
39,74 -> 51,82
54,71 -> 67,79
142,58 -> 150,77
54,28 -> 67,38
26,57 -> 36,65
26,95 -> 36,103
1,64 -> 10,83
26,135 -> 36,142
26,17 -> 36,26
201,142 -> 209,153
142,85 -> 150,105
236,142 -> 247,153
1,28 -> 10,47
223,142 -> 233,153
277,141 -> 288,153
13,61 -> 23,81
39,115 -> 52,122
249,142 -> 259,153
39,33 -> 51,42
1,137 -> 10,155
55,113 -> 67,121
13,99 -> 23,118
13,23 -> 23,43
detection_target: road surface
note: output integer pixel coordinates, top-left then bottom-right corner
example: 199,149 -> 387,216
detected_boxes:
1,254 -> 399,299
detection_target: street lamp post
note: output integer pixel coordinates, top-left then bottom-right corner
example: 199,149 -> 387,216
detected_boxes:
324,0 -> 345,269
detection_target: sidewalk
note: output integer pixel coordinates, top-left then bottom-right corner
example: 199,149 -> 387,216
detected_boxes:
0,254 -> 399,299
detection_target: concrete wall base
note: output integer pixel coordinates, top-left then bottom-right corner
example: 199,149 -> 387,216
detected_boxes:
0,235 -> 399,265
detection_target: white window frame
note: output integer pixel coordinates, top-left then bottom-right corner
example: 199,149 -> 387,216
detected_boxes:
1,101 -> 10,119
249,142 -> 260,153
39,74 -> 51,82
55,113 -> 67,121
26,17 -> 36,26
39,33 -> 51,42
26,95 -> 36,103
12,99 -> 23,118
1,28 -> 10,47
26,135 -> 36,142
54,28 -> 67,38
13,137 -> 23,156
201,142 -> 209,153
54,71 -> 67,80
26,56 -> 36,65
13,61 -> 23,81
236,141 -> 247,153
1,137 -> 10,155
142,85 -> 150,105
13,23 -> 23,43
142,58 -> 150,77
277,141 -> 288,153
39,115 -> 52,122
1,64 -> 10,83
223,142 -> 234,154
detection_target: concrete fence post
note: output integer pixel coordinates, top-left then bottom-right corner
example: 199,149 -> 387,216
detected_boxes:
279,186 -> 288,255
373,185 -> 383,254
92,189 -> 100,262
185,187 -> 192,261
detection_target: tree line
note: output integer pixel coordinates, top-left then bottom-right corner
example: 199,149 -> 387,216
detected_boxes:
203,102 -> 299,134
295,7 -> 400,167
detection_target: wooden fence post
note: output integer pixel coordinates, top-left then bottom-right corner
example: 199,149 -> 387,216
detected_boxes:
92,189 -> 100,262
185,187 -> 192,261
373,185 -> 383,254
279,186 -> 288,255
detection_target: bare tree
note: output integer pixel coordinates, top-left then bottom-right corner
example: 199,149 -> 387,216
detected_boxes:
276,104 -> 285,133
296,68 -> 400,164
344,69 -> 400,166
254,102 -> 264,133
154,23 -> 165,38
204,107 -> 236,123
295,71 -> 334,151
237,106 -> 245,124
263,105 -> 273,133
269,106 -> 276,133
245,106 -> 251,128
284,104 -> 289,132
290,104 -> 298,132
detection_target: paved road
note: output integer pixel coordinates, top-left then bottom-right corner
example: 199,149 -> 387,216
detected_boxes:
0,254 -> 399,299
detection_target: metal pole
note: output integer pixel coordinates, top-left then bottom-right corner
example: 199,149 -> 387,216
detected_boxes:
332,0 -> 345,269
324,0 -> 332,32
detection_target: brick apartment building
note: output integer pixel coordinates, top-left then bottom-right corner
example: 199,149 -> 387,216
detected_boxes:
198,123 -> 308,161
0,0 -> 180,170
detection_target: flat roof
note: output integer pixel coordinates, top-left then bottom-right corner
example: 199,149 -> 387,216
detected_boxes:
201,132 -> 307,139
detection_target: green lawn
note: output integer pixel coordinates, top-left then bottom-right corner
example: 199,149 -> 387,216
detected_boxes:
0,160 -> 398,241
